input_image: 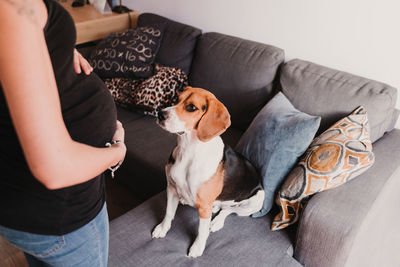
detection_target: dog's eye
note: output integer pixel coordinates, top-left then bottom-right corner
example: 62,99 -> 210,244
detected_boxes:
185,104 -> 198,112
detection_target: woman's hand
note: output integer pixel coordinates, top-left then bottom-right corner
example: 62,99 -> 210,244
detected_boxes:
112,120 -> 125,143
110,120 -> 126,166
73,48 -> 93,75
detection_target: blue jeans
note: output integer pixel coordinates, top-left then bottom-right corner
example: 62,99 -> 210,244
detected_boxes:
0,203 -> 109,267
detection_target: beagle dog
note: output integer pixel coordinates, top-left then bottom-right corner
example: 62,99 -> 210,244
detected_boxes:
152,87 -> 264,258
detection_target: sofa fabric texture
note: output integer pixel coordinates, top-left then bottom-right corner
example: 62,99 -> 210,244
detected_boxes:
137,13 -> 202,75
189,32 -> 285,131
344,165 -> 400,267
272,106 -> 375,231
280,59 -> 398,143
109,191 -> 302,267
236,92 -> 321,218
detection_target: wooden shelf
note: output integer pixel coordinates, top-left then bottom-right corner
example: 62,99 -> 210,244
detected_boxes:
59,0 -> 139,44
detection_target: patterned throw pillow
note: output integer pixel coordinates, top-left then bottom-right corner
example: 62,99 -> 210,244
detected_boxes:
90,25 -> 164,79
271,106 -> 375,231
104,64 -> 188,116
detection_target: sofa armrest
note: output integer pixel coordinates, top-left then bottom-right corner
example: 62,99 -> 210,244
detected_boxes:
294,129 -> 400,267
393,108 -> 400,129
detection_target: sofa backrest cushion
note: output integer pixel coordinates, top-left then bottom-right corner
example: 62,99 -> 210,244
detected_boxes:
137,13 -> 202,75
280,59 -> 398,143
189,32 -> 285,131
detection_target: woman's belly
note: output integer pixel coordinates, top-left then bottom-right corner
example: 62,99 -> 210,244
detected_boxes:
60,72 -> 117,147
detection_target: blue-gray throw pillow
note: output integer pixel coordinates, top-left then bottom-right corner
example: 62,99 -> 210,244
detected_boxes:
235,92 -> 321,217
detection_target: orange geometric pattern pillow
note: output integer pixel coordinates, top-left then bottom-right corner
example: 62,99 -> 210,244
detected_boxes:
271,106 -> 375,231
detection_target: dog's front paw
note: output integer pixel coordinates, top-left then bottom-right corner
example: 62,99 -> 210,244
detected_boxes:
152,222 -> 170,239
188,241 -> 205,258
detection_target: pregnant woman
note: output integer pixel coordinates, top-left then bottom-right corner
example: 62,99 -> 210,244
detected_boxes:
0,0 -> 126,266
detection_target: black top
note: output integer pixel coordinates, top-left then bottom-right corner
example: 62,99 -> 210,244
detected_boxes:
0,0 -> 117,235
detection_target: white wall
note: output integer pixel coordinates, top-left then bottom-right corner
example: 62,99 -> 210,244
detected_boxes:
126,0 -> 400,128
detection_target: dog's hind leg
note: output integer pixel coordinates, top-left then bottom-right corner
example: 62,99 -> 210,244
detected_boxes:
210,190 -> 265,232
234,190 -> 265,216
210,208 -> 233,232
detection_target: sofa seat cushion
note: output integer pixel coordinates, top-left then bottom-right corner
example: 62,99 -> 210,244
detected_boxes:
116,108 -> 244,199
189,32 -> 285,131
280,59 -> 398,143
116,106 -> 145,124
137,13 -> 202,75
109,191 -> 302,267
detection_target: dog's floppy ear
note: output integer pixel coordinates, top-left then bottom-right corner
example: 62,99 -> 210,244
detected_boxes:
197,98 -> 231,142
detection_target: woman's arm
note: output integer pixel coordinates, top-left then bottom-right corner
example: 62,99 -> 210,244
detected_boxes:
0,0 -> 126,190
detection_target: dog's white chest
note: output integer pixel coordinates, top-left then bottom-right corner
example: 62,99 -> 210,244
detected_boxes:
168,153 -> 213,206
168,162 -> 197,206
167,136 -> 224,207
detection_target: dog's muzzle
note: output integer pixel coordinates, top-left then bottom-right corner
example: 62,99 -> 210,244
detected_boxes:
157,109 -> 185,135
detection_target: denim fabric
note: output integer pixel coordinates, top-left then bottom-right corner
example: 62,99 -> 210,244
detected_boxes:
0,203 -> 109,267
236,92 -> 321,217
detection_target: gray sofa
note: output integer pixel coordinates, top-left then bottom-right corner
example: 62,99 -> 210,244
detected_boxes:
105,13 -> 400,266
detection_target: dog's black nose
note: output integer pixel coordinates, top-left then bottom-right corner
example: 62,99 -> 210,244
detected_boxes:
158,110 -> 168,121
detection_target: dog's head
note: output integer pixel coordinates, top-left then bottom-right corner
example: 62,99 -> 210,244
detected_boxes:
157,87 -> 231,142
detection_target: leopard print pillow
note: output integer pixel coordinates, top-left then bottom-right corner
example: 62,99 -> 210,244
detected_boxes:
105,64 -> 188,117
